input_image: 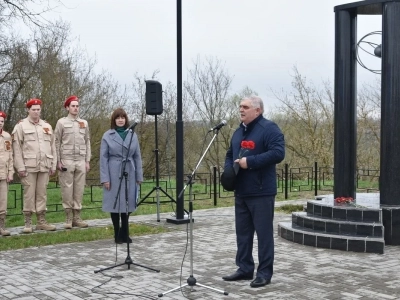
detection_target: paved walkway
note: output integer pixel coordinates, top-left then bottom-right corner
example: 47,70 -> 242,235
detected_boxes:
1,200 -> 400,300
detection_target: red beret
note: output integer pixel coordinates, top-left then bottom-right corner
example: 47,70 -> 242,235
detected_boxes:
26,98 -> 42,108
64,95 -> 79,108
0,111 -> 6,119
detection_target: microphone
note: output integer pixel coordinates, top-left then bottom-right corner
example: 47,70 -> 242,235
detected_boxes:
209,120 -> 227,132
124,121 -> 138,132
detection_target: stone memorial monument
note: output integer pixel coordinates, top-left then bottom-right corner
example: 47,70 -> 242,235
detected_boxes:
279,0 -> 400,254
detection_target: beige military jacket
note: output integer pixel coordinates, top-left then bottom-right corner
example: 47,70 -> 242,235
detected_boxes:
12,117 -> 57,173
54,116 -> 91,163
0,130 -> 14,180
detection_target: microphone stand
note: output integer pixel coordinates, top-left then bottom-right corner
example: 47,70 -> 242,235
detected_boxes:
95,128 -> 160,274
158,128 -> 228,297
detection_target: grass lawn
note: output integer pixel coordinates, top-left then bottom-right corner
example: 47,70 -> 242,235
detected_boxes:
3,180 -> 311,251
0,223 -> 169,251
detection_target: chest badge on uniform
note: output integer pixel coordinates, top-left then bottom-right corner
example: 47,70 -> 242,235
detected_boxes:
4,140 -> 11,150
79,121 -> 85,128
43,128 -> 50,134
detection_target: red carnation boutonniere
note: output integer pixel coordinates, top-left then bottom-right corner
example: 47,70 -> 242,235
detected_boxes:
234,140 -> 256,174
239,140 -> 255,159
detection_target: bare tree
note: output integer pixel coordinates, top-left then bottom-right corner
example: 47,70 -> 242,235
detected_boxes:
272,66 -> 334,167
183,56 -> 234,172
0,35 -> 42,130
0,0 -> 61,27
273,66 -> 381,171
0,19 -> 128,178
357,80 -> 380,169
125,72 -> 178,178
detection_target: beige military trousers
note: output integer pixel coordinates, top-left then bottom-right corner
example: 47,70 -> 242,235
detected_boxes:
0,180 -> 8,214
59,160 -> 86,210
21,172 -> 49,213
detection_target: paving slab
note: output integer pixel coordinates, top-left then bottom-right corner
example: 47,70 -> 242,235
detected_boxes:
1,200 -> 399,300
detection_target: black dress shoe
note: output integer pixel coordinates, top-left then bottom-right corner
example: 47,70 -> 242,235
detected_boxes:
117,234 -> 133,244
123,237 -> 133,244
222,272 -> 253,281
250,277 -> 271,288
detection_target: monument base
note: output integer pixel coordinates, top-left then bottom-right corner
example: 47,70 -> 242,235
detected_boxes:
382,205 -> 400,245
278,193 -> 385,254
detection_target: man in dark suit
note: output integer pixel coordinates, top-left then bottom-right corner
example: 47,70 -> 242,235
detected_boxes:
222,95 -> 285,288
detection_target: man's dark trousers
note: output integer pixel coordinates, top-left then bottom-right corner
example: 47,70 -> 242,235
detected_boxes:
235,195 -> 275,279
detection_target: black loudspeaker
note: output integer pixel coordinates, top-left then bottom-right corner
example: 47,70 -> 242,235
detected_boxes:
145,80 -> 163,115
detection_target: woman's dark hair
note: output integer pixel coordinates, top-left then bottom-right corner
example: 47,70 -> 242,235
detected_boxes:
110,108 -> 129,129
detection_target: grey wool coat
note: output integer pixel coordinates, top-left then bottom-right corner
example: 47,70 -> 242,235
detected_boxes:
100,129 -> 143,213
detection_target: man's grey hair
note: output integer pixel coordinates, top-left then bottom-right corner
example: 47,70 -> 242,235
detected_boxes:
242,95 -> 264,114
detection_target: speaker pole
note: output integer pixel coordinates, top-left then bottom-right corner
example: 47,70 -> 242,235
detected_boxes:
166,0 -> 188,224
140,79 -> 189,221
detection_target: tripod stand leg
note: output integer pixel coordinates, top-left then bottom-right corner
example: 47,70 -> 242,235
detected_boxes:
195,283 -> 229,295
125,255 -> 133,269
137,186 -> 157,206
158,284 -> 188,297
94,256 -> 160,273
156,188 -> 160,222
158,187 -> 189,216
131,261 -> 160,273
94,262 -> 127,273
137,186 -> 189,216
94,206 -> 160,273
158,281 -> 228,297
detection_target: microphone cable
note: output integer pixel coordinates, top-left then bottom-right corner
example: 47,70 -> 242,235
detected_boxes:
91,270 -> 156,299
169,129 -> 216,298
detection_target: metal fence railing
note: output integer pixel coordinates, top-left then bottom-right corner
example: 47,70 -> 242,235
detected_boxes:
6,162 -> 379,216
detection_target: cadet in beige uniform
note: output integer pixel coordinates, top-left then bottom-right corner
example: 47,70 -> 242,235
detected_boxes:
12,99 -> 57,233
55,95 -> 91,229
0,111 -> 13,236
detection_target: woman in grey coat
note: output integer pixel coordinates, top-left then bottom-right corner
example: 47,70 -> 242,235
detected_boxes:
100,108 -> 143,244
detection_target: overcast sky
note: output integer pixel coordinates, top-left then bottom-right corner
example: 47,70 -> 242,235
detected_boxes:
32,0 -> 382,110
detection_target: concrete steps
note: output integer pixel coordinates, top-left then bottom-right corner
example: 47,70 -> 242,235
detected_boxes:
278,199 -> 385,254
